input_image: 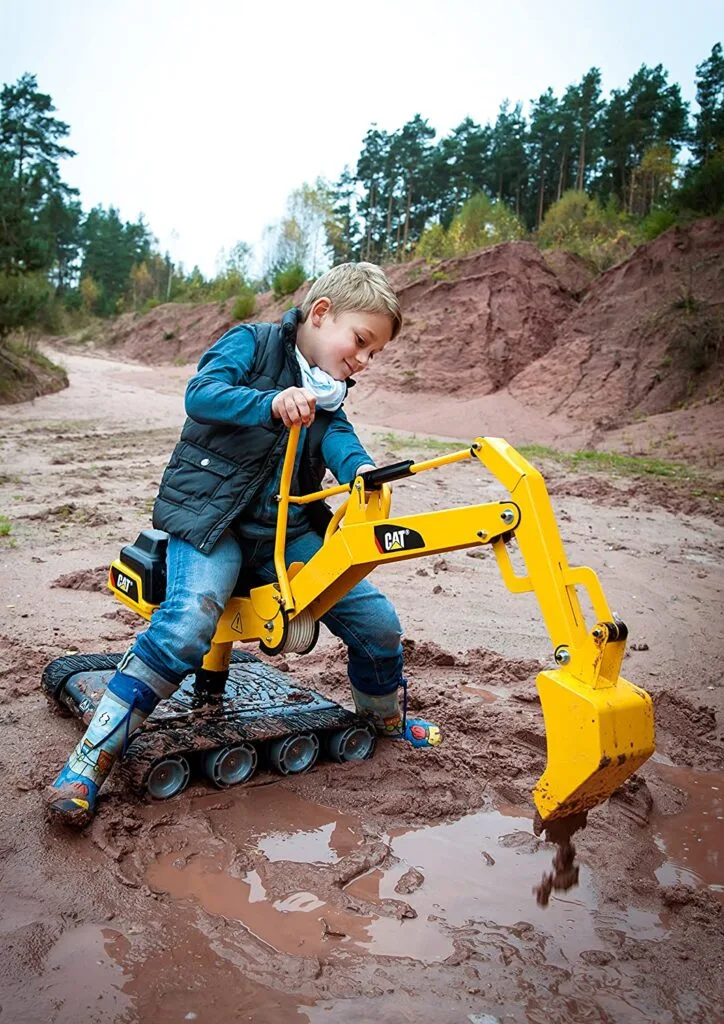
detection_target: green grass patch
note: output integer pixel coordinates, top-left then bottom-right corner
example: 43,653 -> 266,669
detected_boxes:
0,514 -> 11,536
518,444 -> 696,480
377,431 -> 468,454
377,432 -> 700,482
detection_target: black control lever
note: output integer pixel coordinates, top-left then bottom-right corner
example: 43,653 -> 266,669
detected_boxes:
359,460 -> 415,489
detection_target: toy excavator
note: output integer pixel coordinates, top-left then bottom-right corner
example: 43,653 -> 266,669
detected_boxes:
43,426 -> 655,824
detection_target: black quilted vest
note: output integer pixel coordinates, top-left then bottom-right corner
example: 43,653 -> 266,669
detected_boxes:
152,308 -> 334,552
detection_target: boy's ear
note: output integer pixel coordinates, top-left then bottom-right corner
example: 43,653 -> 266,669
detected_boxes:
310,296 -> 331,325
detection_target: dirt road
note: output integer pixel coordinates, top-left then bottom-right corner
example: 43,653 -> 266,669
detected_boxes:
0,351 -> 722,1023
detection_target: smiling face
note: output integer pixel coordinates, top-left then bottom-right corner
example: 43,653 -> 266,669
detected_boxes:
301,299 -> 394,381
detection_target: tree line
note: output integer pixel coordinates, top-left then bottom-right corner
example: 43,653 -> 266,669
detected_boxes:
1,44 -> 722,339
322,44 -> 722,265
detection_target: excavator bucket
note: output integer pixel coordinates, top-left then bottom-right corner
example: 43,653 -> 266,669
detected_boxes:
532,668 -> 655,824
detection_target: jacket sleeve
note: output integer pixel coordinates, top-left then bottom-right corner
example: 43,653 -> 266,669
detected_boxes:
320,406 -> 375,484
184,325 -> 277,427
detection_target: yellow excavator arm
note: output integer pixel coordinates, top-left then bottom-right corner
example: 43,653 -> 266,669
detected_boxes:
110,425 -> 655,824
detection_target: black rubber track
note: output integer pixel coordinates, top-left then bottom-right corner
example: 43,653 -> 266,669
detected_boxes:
41,648 -> 262,702
41,653 -> 123,701
119,731 -> 194,796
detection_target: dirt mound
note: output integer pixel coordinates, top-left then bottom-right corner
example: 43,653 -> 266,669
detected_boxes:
510,218 -> 724,429
99,301 -> 235,365
94,244 -> 576,395
365,242 -> 577,395
51,566 -> 110,592
0,342 -> 68,405
67,219 -> 723,464
98,286 -> 312,366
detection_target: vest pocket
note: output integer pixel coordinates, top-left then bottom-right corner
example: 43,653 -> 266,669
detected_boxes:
161,442 -> 238,503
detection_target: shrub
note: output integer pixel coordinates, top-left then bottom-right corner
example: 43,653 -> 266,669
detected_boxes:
415,194 -> 524,261
538,191 -> 640,271
415,223 -> 452,260
232,288 -> 256,320
448,192 -> 525,252
272,263 -> 306,299
641,208 -> 677,241
0,271 -> 53,338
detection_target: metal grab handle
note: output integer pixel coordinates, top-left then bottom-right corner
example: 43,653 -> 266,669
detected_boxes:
273,424 -> 302,612
273,426 -> 476,609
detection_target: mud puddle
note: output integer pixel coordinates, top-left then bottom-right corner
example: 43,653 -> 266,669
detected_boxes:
0,912 -> 132,1024
650,763 -> 724,898
146,790 -> 669,968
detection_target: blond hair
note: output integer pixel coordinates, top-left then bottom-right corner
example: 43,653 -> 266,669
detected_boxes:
301,262 -> 402,339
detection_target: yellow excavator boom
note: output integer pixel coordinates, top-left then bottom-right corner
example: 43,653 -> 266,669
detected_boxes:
109,426 -> 655,823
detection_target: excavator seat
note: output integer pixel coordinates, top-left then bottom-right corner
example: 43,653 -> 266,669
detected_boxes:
114,529 -> 262,607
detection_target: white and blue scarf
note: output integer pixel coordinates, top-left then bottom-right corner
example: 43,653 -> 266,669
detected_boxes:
296,348 -> 347,412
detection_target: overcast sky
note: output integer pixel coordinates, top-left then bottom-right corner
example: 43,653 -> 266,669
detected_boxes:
1,0 -> 720,276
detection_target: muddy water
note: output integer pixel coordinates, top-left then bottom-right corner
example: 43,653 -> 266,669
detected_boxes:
533,811 -> 587,907
651,763 -> 724,898
146,790 -> 666,968
0,912 -> 133,1024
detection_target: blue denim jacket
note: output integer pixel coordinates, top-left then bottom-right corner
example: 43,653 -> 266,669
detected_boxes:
185,325 -> 373,542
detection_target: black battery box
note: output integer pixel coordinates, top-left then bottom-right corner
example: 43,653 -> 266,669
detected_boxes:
119,529 -> 169,605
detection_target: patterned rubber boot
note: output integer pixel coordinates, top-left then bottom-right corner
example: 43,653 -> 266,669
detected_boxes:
44,671 -> 159,826
350,683 -> 442,747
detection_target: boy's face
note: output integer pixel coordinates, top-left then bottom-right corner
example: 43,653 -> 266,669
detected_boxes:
309,300 -> 394,380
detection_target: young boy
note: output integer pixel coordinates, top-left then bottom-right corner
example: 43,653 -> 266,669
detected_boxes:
46,262 -> 441,825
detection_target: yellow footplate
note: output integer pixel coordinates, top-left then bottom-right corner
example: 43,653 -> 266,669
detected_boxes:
532,669 -> 655,823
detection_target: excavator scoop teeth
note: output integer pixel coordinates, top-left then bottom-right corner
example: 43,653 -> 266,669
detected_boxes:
532,669 -> 655,823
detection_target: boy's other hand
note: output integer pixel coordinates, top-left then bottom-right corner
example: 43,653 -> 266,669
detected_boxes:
272,387 -> 317,427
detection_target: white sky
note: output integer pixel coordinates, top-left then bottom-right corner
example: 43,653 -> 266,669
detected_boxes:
1,0 -> 720,276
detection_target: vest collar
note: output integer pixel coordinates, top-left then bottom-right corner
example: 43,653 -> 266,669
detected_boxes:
280,305 -> 355,389
281,306 -> 303,338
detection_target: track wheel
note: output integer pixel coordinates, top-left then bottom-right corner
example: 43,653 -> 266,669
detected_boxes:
328,724 -> 376,763
203,744 -> 257,788
268,732 -> 320,775
145,755 -> 191,800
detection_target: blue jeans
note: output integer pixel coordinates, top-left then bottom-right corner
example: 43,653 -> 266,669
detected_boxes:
121,530 -> 404,700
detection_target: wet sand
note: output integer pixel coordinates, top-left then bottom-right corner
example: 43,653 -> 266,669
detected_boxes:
0,350 -> 722,1022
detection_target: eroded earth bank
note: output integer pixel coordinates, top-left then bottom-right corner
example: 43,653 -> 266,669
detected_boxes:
0,349 -> 722,1024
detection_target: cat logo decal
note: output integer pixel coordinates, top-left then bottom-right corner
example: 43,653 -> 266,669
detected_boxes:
374,525 -> 425,554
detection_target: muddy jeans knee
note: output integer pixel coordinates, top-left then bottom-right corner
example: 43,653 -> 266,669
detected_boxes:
321,581 -> 404,697
126,531 -> 243,694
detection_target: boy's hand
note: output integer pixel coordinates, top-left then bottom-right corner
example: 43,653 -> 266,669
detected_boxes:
272,387 -> 316,427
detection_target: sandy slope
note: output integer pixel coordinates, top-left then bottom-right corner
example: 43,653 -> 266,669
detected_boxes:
85,219 -> 724,471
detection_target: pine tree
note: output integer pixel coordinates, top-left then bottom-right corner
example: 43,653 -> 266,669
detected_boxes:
80,207 -> 152,314
326,167 -> 359,264
0,72 -> 77,274
529,89 -> 561,226
692,42 -> 724,164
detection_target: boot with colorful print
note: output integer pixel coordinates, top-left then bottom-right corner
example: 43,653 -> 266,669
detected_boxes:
350,683 -> 442,747
44,671 -> 159,826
